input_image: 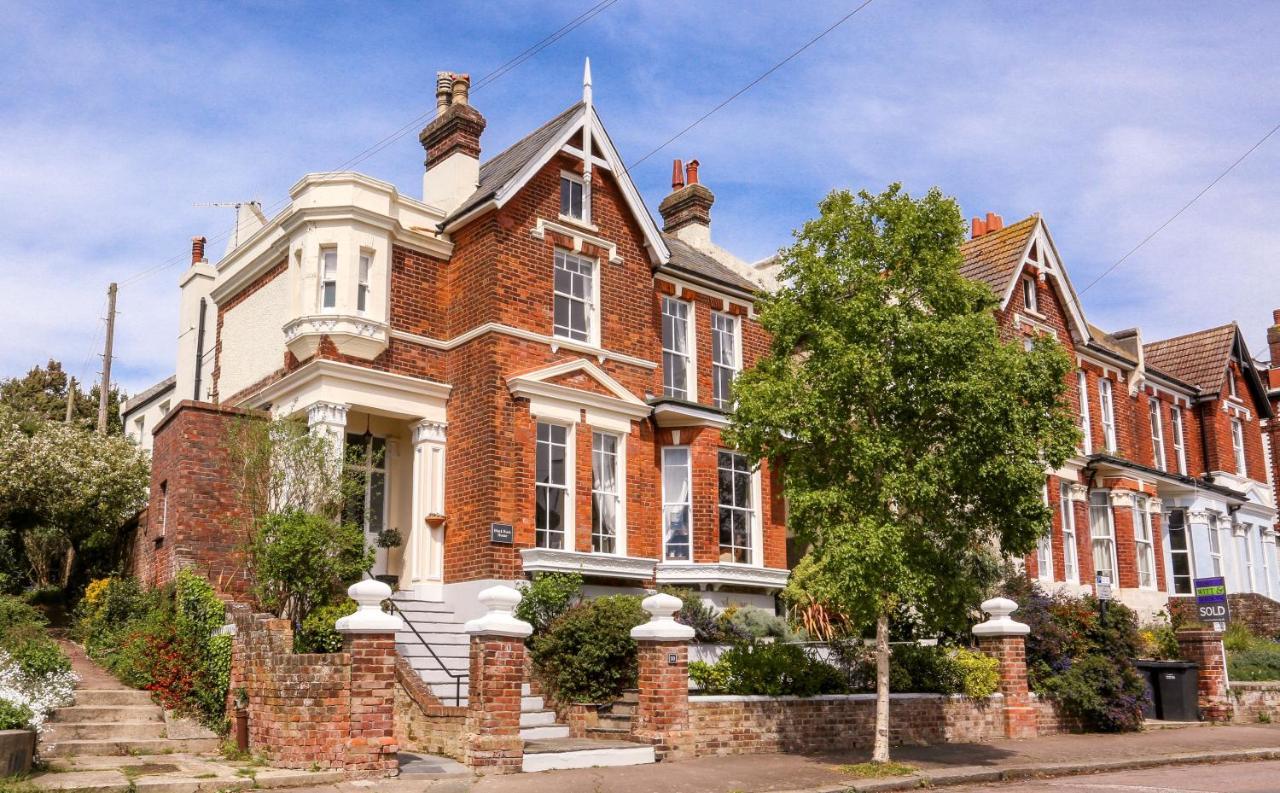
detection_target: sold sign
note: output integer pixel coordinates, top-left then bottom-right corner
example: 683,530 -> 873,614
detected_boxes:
1194,576 -> 1230,628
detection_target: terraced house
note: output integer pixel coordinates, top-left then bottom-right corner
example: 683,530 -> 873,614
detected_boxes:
961,213 -> 1276,618
128,65 -> 788,694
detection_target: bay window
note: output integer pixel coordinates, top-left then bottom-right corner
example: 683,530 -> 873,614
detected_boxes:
1208,513 -> 1224,577
662,447 -> 692,561
1171,407 -> 1187,475
357,252 -> 371,314
320,247 -> 338,310
1059,482 -> 1079,583
1077,370 -> 1092,455
1133,496 -> 1156,589
1089,490 -> 1117,585
718,451 -> 754,564
591,431 -> 621,554
1167,509 -> 1194,595
535,422 -> 569,549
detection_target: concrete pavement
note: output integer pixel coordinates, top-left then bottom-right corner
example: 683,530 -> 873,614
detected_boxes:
948,757 -> 1280,791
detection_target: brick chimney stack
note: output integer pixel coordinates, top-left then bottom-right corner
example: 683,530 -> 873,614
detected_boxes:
971,212 -> 1004,239
421,71 -> 487,214
659,159 -> 714,249
1267,308 -> 1280,367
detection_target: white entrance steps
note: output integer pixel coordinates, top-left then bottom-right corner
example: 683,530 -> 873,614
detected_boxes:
522,737 -> 656,772
519,688 -> 568,741
392,593 -> 472,707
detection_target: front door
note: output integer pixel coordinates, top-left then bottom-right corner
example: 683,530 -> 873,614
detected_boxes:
345,433 -> 389,578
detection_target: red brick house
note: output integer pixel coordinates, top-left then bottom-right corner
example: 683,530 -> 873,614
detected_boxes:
132,66 -> 788,670
963,214 -> 1277,617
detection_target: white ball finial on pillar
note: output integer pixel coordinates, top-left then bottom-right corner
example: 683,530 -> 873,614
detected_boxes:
464,585 -> 533,639
631,592 -> 695,641
335,578 -> 405,634
972,597 -> 1030,637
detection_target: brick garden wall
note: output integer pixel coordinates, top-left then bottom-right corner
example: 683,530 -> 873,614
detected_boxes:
1169,593 -> 1280,638
1229,682 -> 1280,723
687,693 -> 1075,756
229,607 -> 399,775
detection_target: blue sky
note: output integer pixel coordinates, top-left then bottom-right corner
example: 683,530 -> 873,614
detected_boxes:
2,1 -> 1278,394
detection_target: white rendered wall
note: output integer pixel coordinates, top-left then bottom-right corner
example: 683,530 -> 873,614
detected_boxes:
217,271 -> 288,401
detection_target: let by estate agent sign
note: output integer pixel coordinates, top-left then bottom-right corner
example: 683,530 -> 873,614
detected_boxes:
1194,576 -> 1230,631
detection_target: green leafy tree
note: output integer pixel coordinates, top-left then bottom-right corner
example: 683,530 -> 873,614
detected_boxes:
0,359 -> 124,434
727,184 -> 1078,762
0,406 -> 150,590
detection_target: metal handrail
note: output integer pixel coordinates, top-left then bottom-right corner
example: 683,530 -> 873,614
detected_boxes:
385,598 -> 467,707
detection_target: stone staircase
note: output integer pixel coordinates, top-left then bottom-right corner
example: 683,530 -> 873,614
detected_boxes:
391,594 -> 472,707
41,644 -> 220,758
392,594 -> 653,771
584,689 -> 638,741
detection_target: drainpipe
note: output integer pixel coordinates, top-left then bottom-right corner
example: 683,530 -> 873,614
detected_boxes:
193,297 -> 207,400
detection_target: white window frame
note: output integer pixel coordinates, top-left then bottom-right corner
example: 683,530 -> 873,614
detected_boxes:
711,311 -> 741,410
1231,417 -> 1247,476
320,246 -> 338,311
590,430 -> 626,555
1134,496 -> 1156,589
552,248 -> 598,346
1166,508 -> 1194,595
1208,513 -> 1224,577
1262,532 -> 1274,598
717,450 -> 758,566
1089,490 -> 1118,586
559,170 -> 585,221
1077,370 -> 1092,455
1022,276 -> 1038,313
661,297 -> 695,401
1229,367 -> 1239,399
661,446 -> 692,561
1099,378 -> 1117,452
1148,399 -> 1166,471
1059,482 -> 1079,584
357,250 -> 372,315
1171,406 -> 1187,476
535,421 -> 573,550
1037,482 -> 1054,581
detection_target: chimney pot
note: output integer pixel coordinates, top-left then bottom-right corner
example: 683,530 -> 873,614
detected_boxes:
971,217 -> 987,238
671,159 -> 685,190
191,236 -> 207,264
686,159 -> 700,185
435,72 -> 454,111
985,212 -> 1004,232
450,73 -> 471,106
1272,308 -> 1280,326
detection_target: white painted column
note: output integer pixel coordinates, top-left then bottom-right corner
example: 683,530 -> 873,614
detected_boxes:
409,419 -> 447,600
306,400 -> 350,469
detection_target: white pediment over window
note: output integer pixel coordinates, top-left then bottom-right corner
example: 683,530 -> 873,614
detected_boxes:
506,358 -> 651,432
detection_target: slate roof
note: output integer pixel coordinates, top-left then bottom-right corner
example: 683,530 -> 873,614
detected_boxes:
1143,324 -> 1238,393
661,235 -> 758,294
447,102 -> 585,223
121,375 -> 176,415
958,215 -> 1038,294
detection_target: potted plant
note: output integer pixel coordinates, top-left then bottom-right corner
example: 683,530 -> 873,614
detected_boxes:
373,528 -> 404,589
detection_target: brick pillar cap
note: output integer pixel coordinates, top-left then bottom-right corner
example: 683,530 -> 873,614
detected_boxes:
631,593 -> 695,641
464,585 -> 533,638
336,578 -> 405,634
973,597 -> 1030,637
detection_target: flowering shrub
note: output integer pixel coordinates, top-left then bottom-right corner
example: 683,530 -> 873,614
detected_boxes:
0,648 -> 76,732
1001,577 -> 1147,731
76,572 -> 230,732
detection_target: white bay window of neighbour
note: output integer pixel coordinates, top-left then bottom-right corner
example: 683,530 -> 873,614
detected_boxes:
357,252 -> 371,314
535,423 -> 568,549
1167,509 -> 1194,595
553,249 -> 594,343
711,312 -> 739,410
662,298 -> 692,399
662,447 -> 691,560
591,432 -> 620,554
320,247 -> 338,310
718,451 -> 753,564
1208,513 -> 1224,577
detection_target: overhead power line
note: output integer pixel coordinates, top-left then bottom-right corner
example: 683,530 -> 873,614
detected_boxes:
116,0 -> 620,289
625,0 -> 877,172
1081,119 -> 1280,294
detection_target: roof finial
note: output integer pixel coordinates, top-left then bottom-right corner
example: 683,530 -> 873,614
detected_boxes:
583,57 -> 592,108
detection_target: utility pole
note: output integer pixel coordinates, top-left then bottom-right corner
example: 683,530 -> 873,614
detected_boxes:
65,376 -> 76,423
97,282 -> 117,435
